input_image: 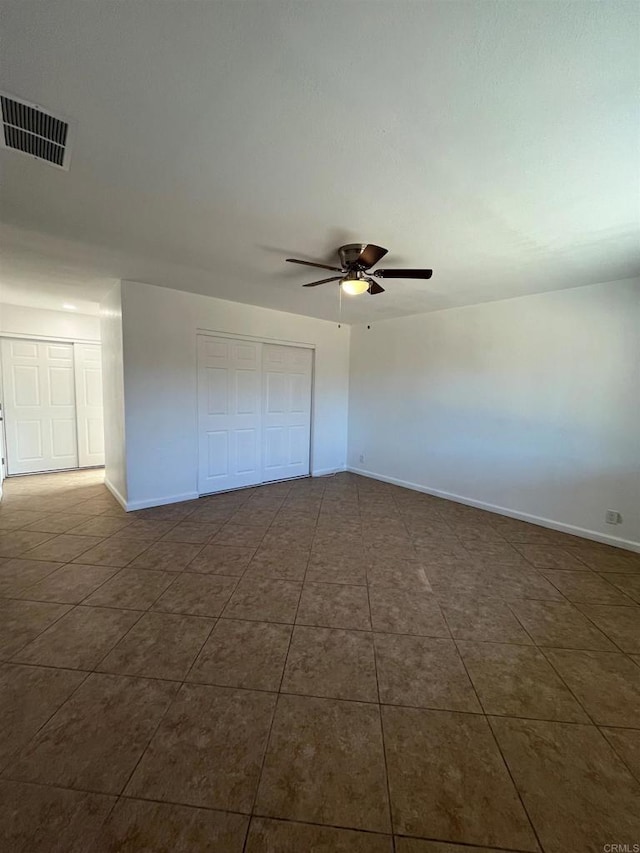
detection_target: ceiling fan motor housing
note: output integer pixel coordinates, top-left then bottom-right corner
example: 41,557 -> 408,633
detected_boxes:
339,244 -> 370,269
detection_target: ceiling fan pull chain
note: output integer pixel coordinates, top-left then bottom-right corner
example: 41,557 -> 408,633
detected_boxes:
338,280 -> 343,327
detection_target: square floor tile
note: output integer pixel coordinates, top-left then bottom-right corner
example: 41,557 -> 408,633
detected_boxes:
214,524 -> 268,548
83,568 -> 177,610
490,716 -> 640,853
603,572 -> 640,604
98,611 -> 213,680
0,530 -> 55,557
458,642 -> 587,721
74,537 -> 152,567
66,516 -> 133,537
540,570 -> 634,604
369,586 -> 449,636
545,648 -> 640,727
96,797 -> 248,852
282,625 -> 377,702
567,547 -> 640,573
256,693 -> 390,832
246,817 -> 392,853
188,544 -> 255,575
24,534 -> 105,562
600,727 -> 640,782
128,541 -> 203,571
305,552 -> 368,585
375,633 -> 479,711
113,519 -> 179,540
296,582 -> 371,630
509,600 -> 616,650
245,547 -> 309,581
126,683 -> 276,811
0,558 -> 63,596
0,663 -> 86,768
24,512 -> 96,534
0,510 -> 50,530
576,603 -> 640,653
439,596 -> 533,644
366,560 -> 432,591
515,545 -> 588,570
382,706 -> 537,849
15,563 -> 118,604
223,577 -> 302,623
151,573 -> 238,617
189,619 -> 291,690
394,840 -> 506,853
160,521 -> 222,543
0,599 -> 71,658
12,605 -> 141,669
8,673 -> 178,793
0,780 -> 115,853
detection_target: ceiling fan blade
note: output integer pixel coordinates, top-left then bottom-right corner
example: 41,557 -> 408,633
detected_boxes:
358,244 -> 388,269
286,258 -> 343,273
367,279 -> 385,295
302,276 -> 342,287
374,268 -> 433,279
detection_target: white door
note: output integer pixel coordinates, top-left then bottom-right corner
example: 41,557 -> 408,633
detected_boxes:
262,344 -> 312,482
1,339 -> 79,475
197,335 -> 262,494
73,343 -> 105,468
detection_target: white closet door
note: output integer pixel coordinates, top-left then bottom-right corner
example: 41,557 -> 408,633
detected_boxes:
262,344 -> 312,482
1,339 -> 78,475
197,335 -> 262,494
73,343 -> 105,468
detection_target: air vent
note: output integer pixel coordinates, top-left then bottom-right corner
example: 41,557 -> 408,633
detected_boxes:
0,93 -> 74,170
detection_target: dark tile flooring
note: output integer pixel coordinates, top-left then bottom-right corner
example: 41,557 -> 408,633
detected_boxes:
0,468 -> 639,852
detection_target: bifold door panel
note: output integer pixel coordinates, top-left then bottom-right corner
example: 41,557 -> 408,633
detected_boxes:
197,335 -> 312,494
262,344 -> 312,482
73,344 -> 105,468
1,339 -> 79,474
197,336 -> 262,493
1,338 -> 105,475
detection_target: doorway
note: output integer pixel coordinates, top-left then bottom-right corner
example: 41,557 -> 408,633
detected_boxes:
0,337 -> 105,475
197,334 -> 313,494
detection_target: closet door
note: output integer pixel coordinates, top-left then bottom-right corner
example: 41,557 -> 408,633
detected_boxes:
73,343 -> 105,468
262,344 -> 312,482
197,335 -> 262,494
1,339 -> 78,474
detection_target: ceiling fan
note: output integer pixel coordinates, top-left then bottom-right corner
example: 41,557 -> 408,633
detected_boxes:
286,243 -> 432,296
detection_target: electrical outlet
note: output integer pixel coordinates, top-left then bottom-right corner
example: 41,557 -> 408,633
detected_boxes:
605,510 -> 622,525
359,453 -> 365,464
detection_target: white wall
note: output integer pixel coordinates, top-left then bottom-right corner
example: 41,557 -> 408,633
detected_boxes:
119,280 -> 350,509
0,303 -> 100,341
99,284 -> 127,503
348,278 -> 640,549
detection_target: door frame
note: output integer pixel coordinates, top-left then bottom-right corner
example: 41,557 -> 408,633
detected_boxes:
0,334 -> 103,477
196,329 -> 316,495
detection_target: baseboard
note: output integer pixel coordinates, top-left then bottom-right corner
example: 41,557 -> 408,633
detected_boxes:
347,466 -> 640,554
125,492 -> 200,512
104,478 -> 128,511
312,466 -> 347,478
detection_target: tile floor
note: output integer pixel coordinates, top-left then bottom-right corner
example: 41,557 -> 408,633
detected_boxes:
0,468 -> 639,852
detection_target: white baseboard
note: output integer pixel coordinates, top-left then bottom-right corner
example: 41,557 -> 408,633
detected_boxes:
105,478 -> 199,512
312,466 -> 347,478
104,478 -> 128,511
347,466 -> 640,554
125,492 -> 200,512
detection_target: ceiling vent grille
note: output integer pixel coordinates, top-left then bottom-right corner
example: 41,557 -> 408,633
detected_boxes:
0,93 -> 74,170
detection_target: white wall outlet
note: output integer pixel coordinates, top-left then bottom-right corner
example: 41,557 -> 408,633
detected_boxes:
605,510 -> 622,525
359,453 -> 365,464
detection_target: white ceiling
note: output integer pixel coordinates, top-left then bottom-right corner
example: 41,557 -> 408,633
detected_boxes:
0,0 -> 638,323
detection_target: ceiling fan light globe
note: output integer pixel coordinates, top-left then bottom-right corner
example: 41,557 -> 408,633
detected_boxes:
341,278 -> 369,296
